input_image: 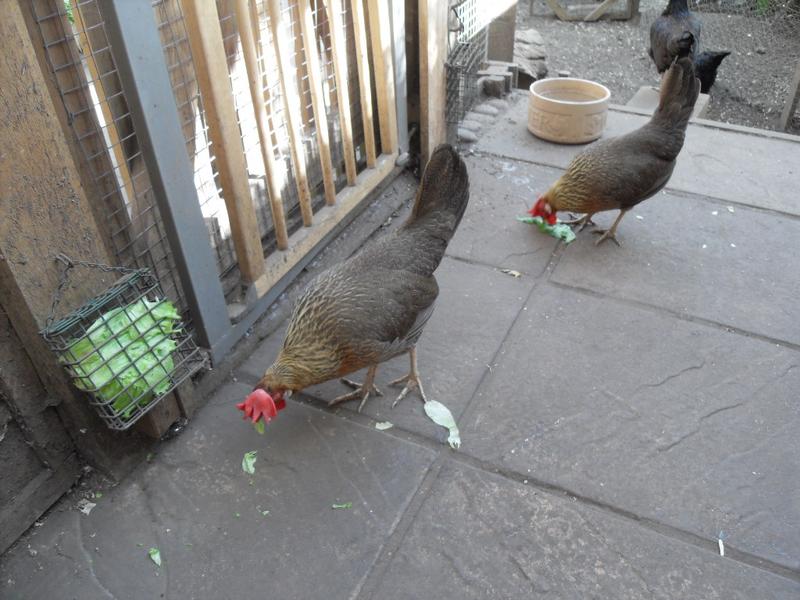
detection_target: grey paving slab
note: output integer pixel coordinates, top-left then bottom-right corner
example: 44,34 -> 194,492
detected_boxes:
460,284 -> 800,570
0,381 -> 436,600
447,155 -> 561,273
549,189 -> 800,345
237,256 -> 536,445
476,95 -> 800,216
371,462 -> 800,600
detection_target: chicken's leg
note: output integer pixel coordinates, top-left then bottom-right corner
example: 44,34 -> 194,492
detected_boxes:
389,347 -> 428,407
562,212 -> 596,231
592,209 -> 628,246
330,365 -> 381,412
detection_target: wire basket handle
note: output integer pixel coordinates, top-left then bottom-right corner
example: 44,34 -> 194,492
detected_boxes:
45,253 -> 140,328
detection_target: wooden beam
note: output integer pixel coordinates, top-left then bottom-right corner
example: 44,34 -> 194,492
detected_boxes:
182,0 -> 267,284
780,61 -> 800,131
350,0 -> 377,167
542,0 -> 570,20
234,0 -> 289,249
419,0 -> 447,165
299,0 -> 337,205
367,0 -> 399,155
268,0 -> 314,226
583,0 -> 619,21
325,0 -> 358,184
0,454 -> 80,555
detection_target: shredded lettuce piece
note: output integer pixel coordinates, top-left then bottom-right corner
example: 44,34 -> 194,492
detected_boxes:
517,216 -> 576,244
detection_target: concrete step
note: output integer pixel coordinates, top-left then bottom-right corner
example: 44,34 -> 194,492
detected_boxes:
627,85 -> 710,119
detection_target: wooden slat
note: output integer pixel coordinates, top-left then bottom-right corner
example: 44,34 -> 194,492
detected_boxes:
182,0 -> 267,284
291,1 -> 312,128
583,0 -> 619,21
261,153 -> 394,288
350,0 -> 376,167
70,1 -> 136,208
268,0 -> 314,226
366,0 -> 398,155
325,0 -> 358,184
299,0 -> 336,205
419,0 -> 447,165
234,0 -> 289,250
542,0 -> 570,20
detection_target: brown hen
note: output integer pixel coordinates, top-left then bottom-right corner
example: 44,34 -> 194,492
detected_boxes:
250,144 -> 469,411
530,57 -> 700,245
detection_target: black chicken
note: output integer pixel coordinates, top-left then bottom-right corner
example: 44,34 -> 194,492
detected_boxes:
649,0 -> 702,74
694,50 -> 731,93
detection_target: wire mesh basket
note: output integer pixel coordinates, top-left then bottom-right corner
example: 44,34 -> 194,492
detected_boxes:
41,267 -> 206,431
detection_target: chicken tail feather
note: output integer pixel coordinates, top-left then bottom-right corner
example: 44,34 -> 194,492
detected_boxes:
404,144 -> 470,242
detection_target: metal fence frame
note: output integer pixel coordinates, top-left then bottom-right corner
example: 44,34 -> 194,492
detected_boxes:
101,0 -> 406,362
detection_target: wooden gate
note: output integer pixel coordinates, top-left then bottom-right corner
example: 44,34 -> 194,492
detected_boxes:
31,0 -> 403,363
1,306 -> 80,554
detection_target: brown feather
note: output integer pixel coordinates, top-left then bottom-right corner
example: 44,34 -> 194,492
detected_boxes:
258,145 -> 469,393
544,58 -> 699,218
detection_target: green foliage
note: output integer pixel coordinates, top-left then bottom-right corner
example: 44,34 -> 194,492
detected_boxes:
64,0 -> 74,24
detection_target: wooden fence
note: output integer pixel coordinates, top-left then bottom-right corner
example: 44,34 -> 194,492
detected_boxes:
33,0 -> 402,361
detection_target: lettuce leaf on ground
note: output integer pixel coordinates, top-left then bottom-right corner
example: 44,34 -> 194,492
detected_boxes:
517,216 -> 576,244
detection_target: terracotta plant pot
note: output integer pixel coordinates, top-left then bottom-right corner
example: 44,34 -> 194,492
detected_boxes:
528,78 -> 611,144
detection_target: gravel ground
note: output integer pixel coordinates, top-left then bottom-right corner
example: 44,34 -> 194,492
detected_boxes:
517,0 -> 800,134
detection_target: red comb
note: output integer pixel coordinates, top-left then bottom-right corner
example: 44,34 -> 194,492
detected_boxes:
236,388 -> 285,424
528,199 -> 557,225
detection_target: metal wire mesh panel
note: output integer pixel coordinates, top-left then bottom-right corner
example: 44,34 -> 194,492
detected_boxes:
41,269 -> 205,430
446,1 -> 489,142
31,0 -> 188,316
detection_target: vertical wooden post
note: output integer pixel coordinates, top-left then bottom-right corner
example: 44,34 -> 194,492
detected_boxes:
268,0 -> 314,226
325,0 -> 358,184
780,61 -> 800,131
234,0 -> 289,249
182,0 -> 267,284
350,0 -> 377,167
366,0 -> 399,156
299,0 -> 337,205
419,0 -> 447,165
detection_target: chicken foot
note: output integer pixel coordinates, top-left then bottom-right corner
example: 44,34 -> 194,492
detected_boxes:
330,365 -> 382,412
592,209 -> 628,246
389,347 -> 429,407
563,212 -> 596,231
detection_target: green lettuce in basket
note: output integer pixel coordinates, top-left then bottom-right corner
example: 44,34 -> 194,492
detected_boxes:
62,299 -> 181,420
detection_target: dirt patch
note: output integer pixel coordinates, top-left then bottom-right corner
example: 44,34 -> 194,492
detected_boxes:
517,0 -> 800,134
